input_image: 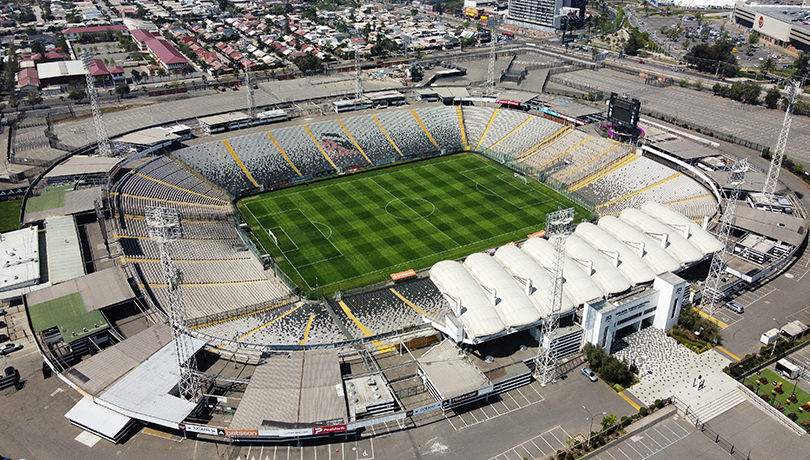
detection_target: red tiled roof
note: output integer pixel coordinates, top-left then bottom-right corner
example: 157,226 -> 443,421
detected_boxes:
130,28 -> 156,43
63,25 -> 127,35
16,68 -> 39,89
146,39 -> 188,65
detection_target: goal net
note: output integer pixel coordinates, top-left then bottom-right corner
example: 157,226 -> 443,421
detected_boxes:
268,229 -> 278,246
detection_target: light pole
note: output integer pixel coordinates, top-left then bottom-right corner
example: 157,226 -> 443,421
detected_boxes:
582,405 -> 606,449
772,318 -> 780,356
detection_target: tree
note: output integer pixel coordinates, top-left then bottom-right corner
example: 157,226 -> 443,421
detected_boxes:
623,28 -> 647,56
293,53 -> 322,73
600,414 -> 617,432
131,69 -> 142,83
765,86 -> 781,109
793,53 -> 808,83
114,82 -> 130,100
26,93 -> 43,107
759,57 -> 775,77
156,67 -> 167,80
68,89 -> 86,102
685,39 -> 739,77
583,343 -> 608,372
8,97 -> 20,109
749,32 -> 759,46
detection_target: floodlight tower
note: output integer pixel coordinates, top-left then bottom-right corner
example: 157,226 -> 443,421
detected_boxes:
354,31 -> 364,100
82,52 -> 112,157
146,206 -> 202,400
534,207 -> 575,386
700,158 -> 748,316
762,81 -> 801,208
484,36 -> 497,98
245,69 -> 256,119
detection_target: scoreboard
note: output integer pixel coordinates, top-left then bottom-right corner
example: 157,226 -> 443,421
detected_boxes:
607,92 -> 641,131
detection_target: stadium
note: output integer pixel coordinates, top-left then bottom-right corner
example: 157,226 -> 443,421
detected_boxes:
15,100 -> 804,445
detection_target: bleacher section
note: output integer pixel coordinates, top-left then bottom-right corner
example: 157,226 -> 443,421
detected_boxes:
375,111 -> 439,157
172,142 -> 257,194
519,129 -> 592,173
112,156 -> 292,325
341,115 -> 402,163
271,126 -> 337,177
477,109 -> 533,151
415,106 -> 465,153
304,120 -> 371,170
485,116 -> 564,159
461,106 -> 496,149
227,132 -> 301,187
664,195 -> 719,222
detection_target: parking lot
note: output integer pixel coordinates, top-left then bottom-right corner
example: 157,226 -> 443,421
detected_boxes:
590,418 -> 692,460
444,380 -> 546,431
488,425 -> 570,460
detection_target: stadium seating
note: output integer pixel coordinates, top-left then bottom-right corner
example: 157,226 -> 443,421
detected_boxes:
462,106 -> 496,148
477,108 -> 534,151
225,132 -> 300,186
304,120 -> 371,170
271,125 -> 337,177
172,142 -> 257,194
340,289 -> 425,337
341,113 -> 402,163
375,111 -> 439,157
519,129 -> 592,173
663,195 -> 719,222
485,116 -> 564,159
413,106 -> 464,153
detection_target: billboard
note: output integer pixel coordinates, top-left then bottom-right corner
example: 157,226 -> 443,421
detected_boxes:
313,424 -> 347,435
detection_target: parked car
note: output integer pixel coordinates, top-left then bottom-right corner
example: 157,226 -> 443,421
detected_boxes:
581,367 -> 598,382
0,334 -> 8,344
726,302 -> 744,314
0,343 -> 22,355
0,309 -> 6,316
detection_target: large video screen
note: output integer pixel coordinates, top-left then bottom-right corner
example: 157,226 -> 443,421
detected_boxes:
607,93 -> 640,130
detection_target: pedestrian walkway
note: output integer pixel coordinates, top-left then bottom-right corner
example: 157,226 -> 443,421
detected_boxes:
614,327 -> 745,422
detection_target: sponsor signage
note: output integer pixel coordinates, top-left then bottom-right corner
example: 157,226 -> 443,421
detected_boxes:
449,390 -> 479,405
225,429 -> 259,437
410,402 -> 442,417
390,269 -> 417,281
184,424 -> 221,436
496,99 -> 520,106
528,230 -> 547,238
313,424 -> 347,435
259,428 -> 314,437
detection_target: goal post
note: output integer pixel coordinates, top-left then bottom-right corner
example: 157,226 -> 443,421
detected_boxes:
268,229 -> 278,246
514,172 -> 527,185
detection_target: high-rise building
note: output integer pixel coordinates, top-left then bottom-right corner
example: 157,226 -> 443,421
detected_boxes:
506,0 -> 586,29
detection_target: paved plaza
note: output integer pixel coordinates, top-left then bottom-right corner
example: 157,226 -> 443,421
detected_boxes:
614,327 -> 744,423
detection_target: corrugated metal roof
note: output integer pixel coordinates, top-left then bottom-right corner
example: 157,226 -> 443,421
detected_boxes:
417,340 -> 490,400
97,336 -> 205,427
229,350 -> 346,430
64,397 -> 132,440
45,216 -> 85,284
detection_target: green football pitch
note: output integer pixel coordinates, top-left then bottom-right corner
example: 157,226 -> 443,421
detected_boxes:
237,153 -> 589,297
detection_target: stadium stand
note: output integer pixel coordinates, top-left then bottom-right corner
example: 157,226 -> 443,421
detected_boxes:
226,132 -> 301,186
375,111 -> 439,157
477,108 -> 534,151
484,116 -> 564,159
304,119 -> 372,170
341,114 -> 402,163
519,129 -> 592,173
271,126 -> 337,177
461,106 -> 496,149
339,288 -> 426,337
413,106 -> 465,153
172,142 -> 256,194
664,195 -> 718,222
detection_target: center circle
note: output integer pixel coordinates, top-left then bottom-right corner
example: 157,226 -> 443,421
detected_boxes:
385,198 -> 435,221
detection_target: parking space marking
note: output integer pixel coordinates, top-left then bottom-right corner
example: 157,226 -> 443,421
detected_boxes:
596,419 -> 691,460
445,381 -> 546,431
489,426 -> 568,460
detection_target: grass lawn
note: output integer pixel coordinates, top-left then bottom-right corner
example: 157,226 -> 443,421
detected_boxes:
26,182 -> 75,213
744,368 -> 810,430
28,292 -> 109,343
0,200 -> 23,233
238,153 -> 590,297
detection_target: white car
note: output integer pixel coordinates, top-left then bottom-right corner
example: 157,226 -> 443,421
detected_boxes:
0,343 -> 22,355
581,367 -> 598,382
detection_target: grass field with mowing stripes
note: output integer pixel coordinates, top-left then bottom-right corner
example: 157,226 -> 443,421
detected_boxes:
237,153 -> 589,297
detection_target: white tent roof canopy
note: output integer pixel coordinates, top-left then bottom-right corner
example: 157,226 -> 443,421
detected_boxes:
619,208 -> 705,265
575,222 -> 656,286
521,237 -> 604,306
597,216 -> 681,275
641,201 -> 722,256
